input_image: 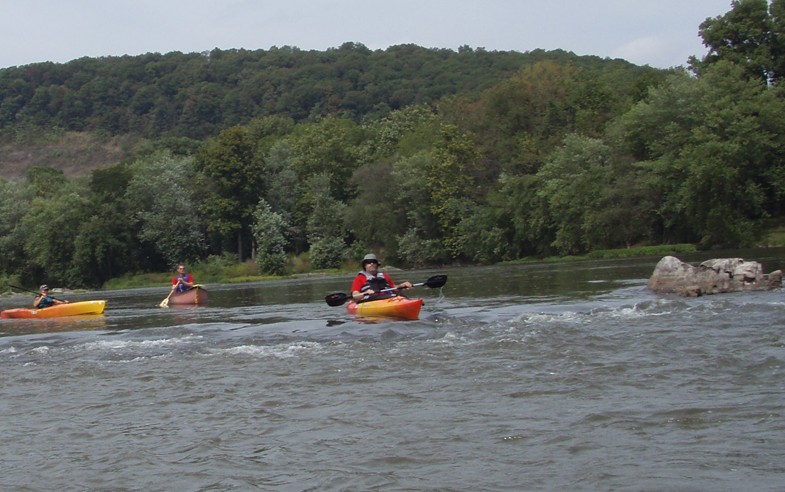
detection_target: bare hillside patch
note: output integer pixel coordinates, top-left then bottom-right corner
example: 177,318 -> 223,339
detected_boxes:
0,132 -> 142,179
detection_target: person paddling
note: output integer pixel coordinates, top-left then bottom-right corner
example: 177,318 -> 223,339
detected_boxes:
351,253 -> 412,302
33,284 -> 68,309
171,263 -> 195,293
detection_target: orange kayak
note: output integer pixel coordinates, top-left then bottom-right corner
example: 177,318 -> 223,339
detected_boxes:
1,300 -> 106,319
347,296 -> 423,320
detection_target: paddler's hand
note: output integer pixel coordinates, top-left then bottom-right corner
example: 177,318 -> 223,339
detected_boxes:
399,281 -> 413,289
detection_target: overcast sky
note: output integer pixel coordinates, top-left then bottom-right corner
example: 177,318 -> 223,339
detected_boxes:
0,0 -> 734,70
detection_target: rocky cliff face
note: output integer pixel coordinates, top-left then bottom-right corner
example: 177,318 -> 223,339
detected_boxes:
647,256 -> 782,297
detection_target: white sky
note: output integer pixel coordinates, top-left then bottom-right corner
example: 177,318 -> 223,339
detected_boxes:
0,0 -> 734,70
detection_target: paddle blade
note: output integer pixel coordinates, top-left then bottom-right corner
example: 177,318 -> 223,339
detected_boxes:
160,289 -> 173,308
423,274 -> 448,289
325,292 -> 350,307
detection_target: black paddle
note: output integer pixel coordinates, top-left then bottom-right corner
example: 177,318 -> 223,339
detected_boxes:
10,284 -> 69,303
325,274 -> 447,307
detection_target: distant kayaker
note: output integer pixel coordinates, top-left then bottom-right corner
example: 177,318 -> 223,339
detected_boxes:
351,253 -> 412,301
33,284 -> 68,308
172,263 -> 195,293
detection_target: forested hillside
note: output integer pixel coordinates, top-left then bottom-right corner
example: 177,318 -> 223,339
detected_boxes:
1,0 -> 784,289
0,43 -> 645,139
0,43 -> 649,178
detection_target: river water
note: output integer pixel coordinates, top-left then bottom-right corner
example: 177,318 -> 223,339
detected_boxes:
2,251 -> 785,491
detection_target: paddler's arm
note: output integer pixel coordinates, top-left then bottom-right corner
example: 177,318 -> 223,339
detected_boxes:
351,275 -> 371,300
386,273 -> 412,291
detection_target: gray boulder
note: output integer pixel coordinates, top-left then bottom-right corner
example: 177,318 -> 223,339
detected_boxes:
647,256 -> 782,297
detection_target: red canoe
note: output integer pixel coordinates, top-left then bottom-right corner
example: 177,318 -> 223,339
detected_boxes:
169,286 -> 208,306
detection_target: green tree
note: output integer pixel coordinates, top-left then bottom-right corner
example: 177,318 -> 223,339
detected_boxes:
497,173 -> 552,257
71,165 -> 140,286
71,213 -> 134,287
0,178 -> 33,275
675,62 -> 781,247
194,126 -> 264,261
691,0 -> 784,84
364,104 -> 441,159
396,227 -> 447,267
345,159 -> 402,251
425,124 -> 483,257
619,61 -> 785,248
288,116 -> 368,201
21,182 -> 91,286
390,152 -> 439,236
252,199 -> 288,275
25,167 -> 68,197
534,134 -> 620,255
389,152 -> 448,265
259,139 -> 298,219
346,105 -> 445,263
303,173 -> 347,269
770,0 -> 785,82
451,61 -> 580,175
586,170 -> 657,249
126,152 -> 206,268
451,204 -> 510,263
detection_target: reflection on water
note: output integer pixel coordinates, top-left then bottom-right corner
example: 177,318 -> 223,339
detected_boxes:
0,314 -> 107,336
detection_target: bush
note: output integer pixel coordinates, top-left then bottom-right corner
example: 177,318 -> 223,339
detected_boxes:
396,228 -> 447,267
309,237 -> 347,270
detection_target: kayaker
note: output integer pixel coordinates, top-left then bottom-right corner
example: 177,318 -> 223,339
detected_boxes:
351,253 -> 412,302
33,284 -> 68,308
171,263 -> 195,293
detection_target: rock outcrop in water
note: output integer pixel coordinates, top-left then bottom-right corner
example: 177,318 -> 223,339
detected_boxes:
647,256 -> 783,297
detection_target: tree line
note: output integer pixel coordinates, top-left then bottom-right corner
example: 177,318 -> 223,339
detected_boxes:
0,42 -> 637,140
1,0 -> 784,289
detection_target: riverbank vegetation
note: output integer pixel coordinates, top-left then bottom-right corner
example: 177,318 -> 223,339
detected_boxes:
100,243 -> 699,291
1,0 -> 784,290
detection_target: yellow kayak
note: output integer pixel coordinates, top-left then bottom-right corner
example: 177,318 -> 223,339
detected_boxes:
1,300 -> 106,319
